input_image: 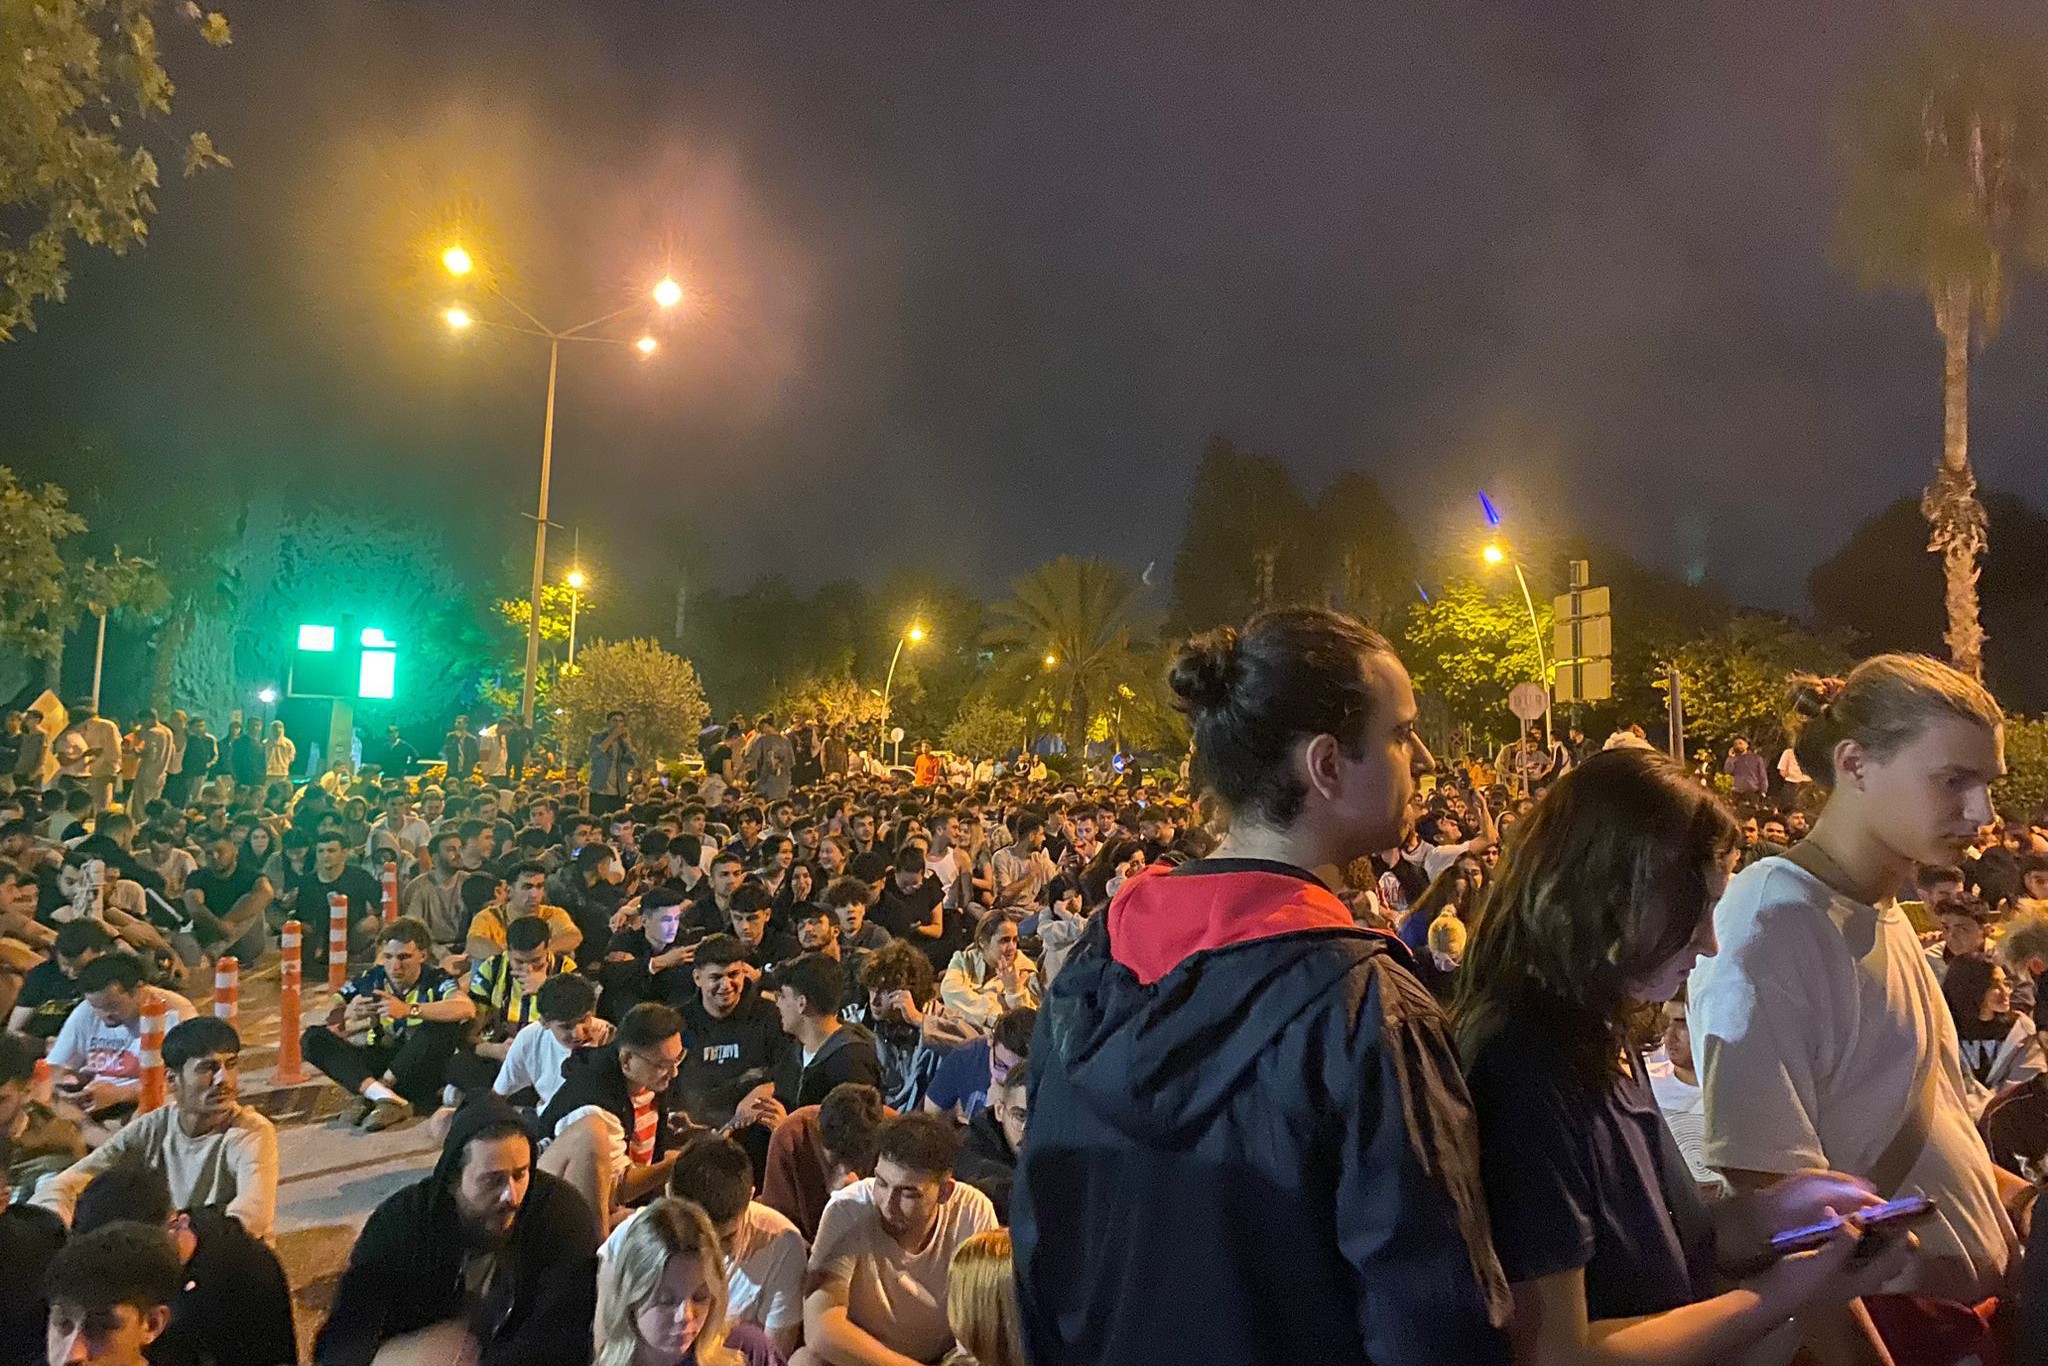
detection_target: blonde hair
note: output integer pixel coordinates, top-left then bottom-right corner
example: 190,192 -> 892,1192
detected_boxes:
945,1229 -> 1024,1366
1788,653 -> 2002,788
595,1199 -> 741,1366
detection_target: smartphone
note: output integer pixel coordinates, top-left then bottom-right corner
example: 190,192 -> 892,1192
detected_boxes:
1768,1193 -> 1937,1257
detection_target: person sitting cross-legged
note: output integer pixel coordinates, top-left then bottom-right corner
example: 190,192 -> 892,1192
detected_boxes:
539,1001 -> 689,1237
34,1015 -> 278,1240
300,917 -> 477,1132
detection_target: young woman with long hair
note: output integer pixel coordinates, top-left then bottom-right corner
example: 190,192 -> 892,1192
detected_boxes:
1940,951 -> 2043,1106
1688,655 -> 2021,1331
942,1229 -> 1024,1366
1457,748 -> 1911,1366
594,1197 -> 777,1366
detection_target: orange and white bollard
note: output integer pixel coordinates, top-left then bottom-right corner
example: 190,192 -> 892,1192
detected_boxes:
138,999 -> 167,1113
275,920 -> 305,1084
380,863 -> 399,925
212,956 -> 239,1028
327,892 -> 350,993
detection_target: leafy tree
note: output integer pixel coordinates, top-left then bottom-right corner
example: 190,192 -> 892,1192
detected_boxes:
1833,24 -> 2048,678
1309,472 -> 1418,632
1,1 -> 232,340
943,698 -> 1024,759
497,582 -> 590,648
1653,615 -> 1854,753
774,674 -> 888,731
0,468 -> 86,661
1167,436 -> 1316,631
984,556 -> 1154,757
1404,578 -> 1550,742
41,550 -> 169,691
549,638 -> 709,769
1810,493 -> 2048,714
1997,716 -> 2048,823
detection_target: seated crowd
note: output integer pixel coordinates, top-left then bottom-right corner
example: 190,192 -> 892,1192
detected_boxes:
3,639 -> 2048,1366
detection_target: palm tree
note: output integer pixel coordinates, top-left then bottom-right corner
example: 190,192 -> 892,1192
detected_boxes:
1834,26 -> 2048,679
984,557 -> 1151,759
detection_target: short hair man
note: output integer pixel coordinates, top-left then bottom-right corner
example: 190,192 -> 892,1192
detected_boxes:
800,1112 -> 998,1365
492,973 -> 607,1112
954,1057 -> 1028,1221
771,953 -> 881,1113
759,1082 -> 887,1243
43,1222 -> 185,1366
9,917 -> 112,1042
315,1095 -> 599,1364
299,917 -> 477,1131
46,955 -> 195,1118
673,934 -> 787,1126
537,1001 -> 687,1233
71,1156 -> 296,1366
823,876 -> 892,953
36,1016 -> 278,1239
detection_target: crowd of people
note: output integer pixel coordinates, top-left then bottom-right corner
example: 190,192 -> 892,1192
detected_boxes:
3,610 -> 2048,1364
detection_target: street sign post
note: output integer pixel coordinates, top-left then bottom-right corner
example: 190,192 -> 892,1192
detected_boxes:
1552,561 -> 1613,705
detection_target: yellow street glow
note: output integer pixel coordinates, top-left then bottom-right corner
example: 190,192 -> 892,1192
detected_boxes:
653,276 -> 684,308
444,306 -> 473,330
1044,653 -> 1058,668
635,335 -> 658,355
566,569 -> 587,590
907,625 -> 927,644
443,245 -> 473,276
1482,543 -> 1505,565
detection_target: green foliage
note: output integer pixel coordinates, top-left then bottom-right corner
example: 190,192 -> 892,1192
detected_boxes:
0,469 -> 86,658
984,556 -> 1155,756
774,674 -> 888,731
549,638 -> 709,767
943,697 -> 1023,759
1309,471 -> 1418,634
1404,578 -> 1551,741
0,0 -> 231,340
1997,716 -> 2048,823
1653,615 -> 1854,752
1168,437 -> 1317,631
497,582 -> 588,647
1833,25 -> 2048,343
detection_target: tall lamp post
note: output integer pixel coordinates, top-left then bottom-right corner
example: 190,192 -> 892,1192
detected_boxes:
1482,541 -> 1552,746
881,623 -> 928,763
565,568 -> 586,668
440,245 -> 683,725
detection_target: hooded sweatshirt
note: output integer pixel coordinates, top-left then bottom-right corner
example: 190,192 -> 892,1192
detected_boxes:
1012,858 -> 1511,1366
313,1094 -> 600,1366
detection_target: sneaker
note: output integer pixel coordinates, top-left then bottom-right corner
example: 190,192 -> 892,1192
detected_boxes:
362,1095 -> 413,1133
341,1094 -> 375,1127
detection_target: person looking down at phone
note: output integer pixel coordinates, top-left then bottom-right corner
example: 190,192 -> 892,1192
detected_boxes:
1688,657 -> 2024,1327
46,953 -> 195,1119
602,885 -> 699,1017
1456,748 -> 1915,1366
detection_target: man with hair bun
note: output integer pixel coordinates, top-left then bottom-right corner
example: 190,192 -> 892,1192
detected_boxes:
1015,606 -> 1510,1366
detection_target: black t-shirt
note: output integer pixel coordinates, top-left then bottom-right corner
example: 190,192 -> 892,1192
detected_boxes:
14,960 -> 81,1039
1461,999 -> 1714,1322
675,993 -> 787,1123
1958,1012 -> 2019,1086
288,864 -> 383,942
849,846 -> 892,886
148,1207 -> 298,1366
871,877 -> 944,963
0,1206 -> 64,1366
188,863 -> 261,920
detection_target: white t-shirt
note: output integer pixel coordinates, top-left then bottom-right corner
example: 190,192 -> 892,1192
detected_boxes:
494,1021 -> 574,1109
810,1176 -> 998,1364
1689,857 -> 2013,1301
46,986 -> 196,1085
1643,1048 -> 1720,1195
602,1200 -> 807,1335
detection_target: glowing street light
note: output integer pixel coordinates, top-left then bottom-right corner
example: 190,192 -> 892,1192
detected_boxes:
1477,505 -> 1551,745
565,568 -> 587,665
256,686 -> 279,705
565,569 -> 586,590
1044,653 -> 1058,668
907,625 -> 927,644
428,255 -> 692,725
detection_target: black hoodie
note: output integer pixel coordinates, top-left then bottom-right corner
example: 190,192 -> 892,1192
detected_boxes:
1013,859 -> 1511,1366
313,1095 -> 600,1366
540,1041 -> 678,1160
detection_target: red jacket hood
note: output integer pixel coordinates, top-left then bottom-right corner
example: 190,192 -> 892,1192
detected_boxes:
1106,861 -> 1355,985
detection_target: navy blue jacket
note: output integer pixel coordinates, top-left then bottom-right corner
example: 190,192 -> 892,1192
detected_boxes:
1012,859 -> 1511,1366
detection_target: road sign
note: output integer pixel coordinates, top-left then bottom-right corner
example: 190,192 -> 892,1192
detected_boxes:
1508,682 -> 1550,721
1552,578 -> 1613,704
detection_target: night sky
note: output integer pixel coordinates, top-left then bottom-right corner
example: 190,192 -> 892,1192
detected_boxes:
5,0 -> 2048,613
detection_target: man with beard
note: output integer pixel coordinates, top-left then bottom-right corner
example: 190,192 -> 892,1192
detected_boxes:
953,1057 -> 1028,1222
36,1017 -> 278,1240
315,1094 -> 598,1365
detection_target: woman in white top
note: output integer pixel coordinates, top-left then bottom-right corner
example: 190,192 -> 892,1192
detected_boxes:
940,912 -> 1039,1033
1688,654 -> 2023,1341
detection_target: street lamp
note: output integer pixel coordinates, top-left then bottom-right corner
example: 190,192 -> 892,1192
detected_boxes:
1044,653 -> 1058,668
1481,538 -> 1552,745
881,622 -> 929,762
438,246 -> 684,725
565,568 -> 586,666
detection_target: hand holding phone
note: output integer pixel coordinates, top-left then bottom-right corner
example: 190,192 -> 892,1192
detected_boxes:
1769,1194 -> 1937,1258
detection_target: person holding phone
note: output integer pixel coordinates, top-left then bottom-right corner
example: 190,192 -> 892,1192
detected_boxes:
1456,749 -> 1915,1366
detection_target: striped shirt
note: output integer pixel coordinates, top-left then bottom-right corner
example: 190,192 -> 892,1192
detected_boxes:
467,952 -> 575,1034
628,1089 -> 658,1167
